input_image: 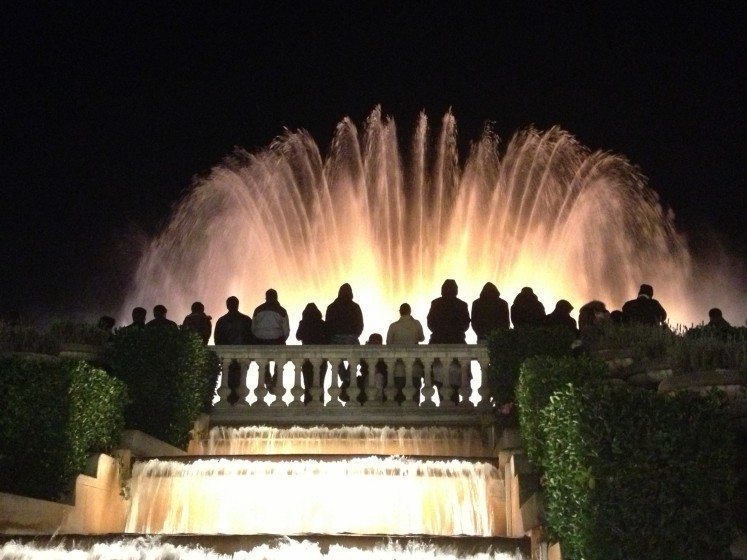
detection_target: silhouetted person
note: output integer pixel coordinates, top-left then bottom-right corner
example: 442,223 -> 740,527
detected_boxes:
622,284 -> 667,326
427,279 -> 470,343
146,305 -> 178,330
610,310 -> 624,324
97,315 -> 115,332
386,303 -> 425,403
427,279 -> 470,404
182,301 -> 212,344
214,296 -> 253,405
471,282 -> 510,342
214,296 -> 253,345
545,300 -> 577,333
359,333 -> 386,404
326,283 -> 364,401
296,303 -> 330,403
578,300 -> 610,328
510,287 -> 546,328
129,307 -> 147,329
252,289 -> 290,390
707,308 -> 731,329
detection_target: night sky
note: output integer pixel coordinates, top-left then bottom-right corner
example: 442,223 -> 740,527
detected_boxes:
2,3 -> 744,321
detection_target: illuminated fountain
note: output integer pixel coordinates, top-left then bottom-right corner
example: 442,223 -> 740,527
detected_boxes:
121,106 -> 745,336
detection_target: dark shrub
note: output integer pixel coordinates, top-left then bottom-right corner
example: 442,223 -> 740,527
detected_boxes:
541,383 -> 736,560
516,355 -> 606,469
107,326 -> 218,449
486,326 -> 576,406
0,323 -> 58,354
0,357 -> 126,501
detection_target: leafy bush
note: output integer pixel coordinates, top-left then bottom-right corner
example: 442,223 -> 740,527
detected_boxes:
486,326 -> 576,406
672,326 -> 747,373
541,383 -> 736,560
0,322 -> 58,354
107,326 -> 218,449
48,319 -> 111,346
516,355 -> 606,469
580,321 -> 677,364
0,356 -> 126,501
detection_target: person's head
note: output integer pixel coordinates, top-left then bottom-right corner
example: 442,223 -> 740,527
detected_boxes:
441,279 -> 458,298
555,299 -> 573,313
366,333 -> 383,345
226,296 -> 239,311
638,284 -> 654,298
338,283 -> 353,300
480,282 -> 499,299
520,287 -> 534,296
191,301 -> 204,313
302,303 -> 322,321
132,307 -> 147,324
265,289 -> 278,302
399,303 -> 411,316
610,310 -> 623,324
153,305 -> 167,319
709,308 -> 723,320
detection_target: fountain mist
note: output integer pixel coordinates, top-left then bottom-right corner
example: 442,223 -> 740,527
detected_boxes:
121,107 -> 744,337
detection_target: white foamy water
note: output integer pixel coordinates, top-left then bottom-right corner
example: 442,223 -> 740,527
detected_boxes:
125,457 -> 503,536
198,425 -> 491,457
0,538 -> 526,559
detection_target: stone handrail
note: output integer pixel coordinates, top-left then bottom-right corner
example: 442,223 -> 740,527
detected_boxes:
209,344 -> 492,425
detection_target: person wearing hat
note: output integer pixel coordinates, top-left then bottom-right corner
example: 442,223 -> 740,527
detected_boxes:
621,284 -> 667,326
545,299 -> 578,333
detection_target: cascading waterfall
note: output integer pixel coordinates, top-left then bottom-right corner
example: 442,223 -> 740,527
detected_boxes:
120,107 -> 744,339
198,425 -> 492,457
125,457 -> 503,536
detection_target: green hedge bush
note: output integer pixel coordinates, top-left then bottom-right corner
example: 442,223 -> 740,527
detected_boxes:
673,325 -> 747,373
486,326 -> 576,407
0,356 -> 126,501
516,355 -> 606,469
580,321 -> 677,364
541,383 -> 736,560
107,326 -> 219,449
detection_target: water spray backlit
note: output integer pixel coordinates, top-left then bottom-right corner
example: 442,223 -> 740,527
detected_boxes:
122,107 -> 743,338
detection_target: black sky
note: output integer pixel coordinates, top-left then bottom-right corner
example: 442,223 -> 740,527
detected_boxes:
2,3 -> 744,320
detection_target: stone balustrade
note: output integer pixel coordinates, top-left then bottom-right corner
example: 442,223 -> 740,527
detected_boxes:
209,344 -> 493,426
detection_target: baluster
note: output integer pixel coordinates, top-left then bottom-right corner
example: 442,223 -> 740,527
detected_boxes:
476,357 -> 492,409
234,358 -> 250,407
309,359 -> 325,407
401,358 -> 418,408
327,358 -> 342,407
348,353 -> 362,406
383,357 -> 398,406
271,359 -> 287,407
459,359 -> 474,408
439,358 -> 457,408
215,357 -> 232,409
420,356 -> 436,408
289,359 -> 305,407
254,358 -> 269,407
366,358 -> 382,407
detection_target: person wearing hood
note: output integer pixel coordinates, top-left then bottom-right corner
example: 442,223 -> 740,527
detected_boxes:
510,287 -> 546,328
427,279 -> 470,344
471,282 -> 509,342
296,302 -> 329,403
545,299 -> 578,333
622,284 -> 667,326
427,279 -> 471,405
325,283 -> 364,401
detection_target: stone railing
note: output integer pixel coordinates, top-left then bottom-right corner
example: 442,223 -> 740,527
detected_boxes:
209,344 -> 492,426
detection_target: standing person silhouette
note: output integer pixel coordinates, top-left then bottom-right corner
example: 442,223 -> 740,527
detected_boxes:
471,282 -> 509,342
325,283 -> 364,401
427,279 -> 470,404
252,289 -> 291,391
622,284 -> 667,326
214,296 -> 253,405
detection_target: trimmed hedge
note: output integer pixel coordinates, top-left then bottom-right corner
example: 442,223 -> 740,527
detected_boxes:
107,326 -> 219,449
674,325 -> 747,373
0,356 -> 126,501
580,321 -> 677,364
541,383 -> 736,560
516,355 -> 606,469
486,326 -> 576,406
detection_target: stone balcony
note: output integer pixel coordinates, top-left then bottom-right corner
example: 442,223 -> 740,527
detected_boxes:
210,344 -> 493,427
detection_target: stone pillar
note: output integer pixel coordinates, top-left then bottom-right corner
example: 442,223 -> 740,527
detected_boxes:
421,356 -> 436,408
289,359 -> 305,407
270,359 -> 287,408
234,358 -> 250,407
215,357 -> 232,409
253,358 -> 269,407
